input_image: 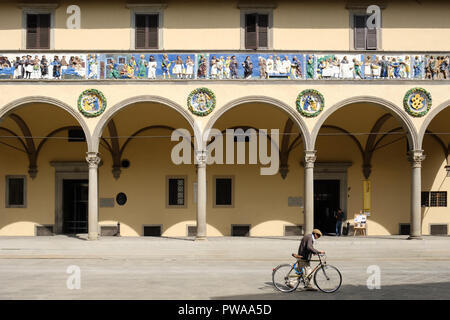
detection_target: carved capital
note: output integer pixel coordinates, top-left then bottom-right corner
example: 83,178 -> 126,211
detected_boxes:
86,152 -> 101,168
408,150 -> 426,168
304,150 -> 317,169
195,150 -> 207,167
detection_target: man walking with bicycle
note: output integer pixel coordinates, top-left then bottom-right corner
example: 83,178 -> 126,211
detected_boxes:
296,229 -> 324,291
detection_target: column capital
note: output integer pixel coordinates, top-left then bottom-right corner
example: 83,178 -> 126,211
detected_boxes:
86,152 -> 101,168
408,150 -> 426,168
304,150 -> 317,169
195,149 -> 207,168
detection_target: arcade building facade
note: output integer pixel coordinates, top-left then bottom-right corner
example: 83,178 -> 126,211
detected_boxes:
0,0 -> 449,239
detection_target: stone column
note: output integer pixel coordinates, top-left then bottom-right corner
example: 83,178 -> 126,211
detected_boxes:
304,150 -> 316,235
196,150 -> 207,240
86,152 -> 101,240
408,150 -> 425,240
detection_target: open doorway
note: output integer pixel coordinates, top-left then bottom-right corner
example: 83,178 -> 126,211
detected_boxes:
314,180 -> 340,235
62,179 -> 88,234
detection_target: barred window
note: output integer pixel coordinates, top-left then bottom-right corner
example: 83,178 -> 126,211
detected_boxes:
422,191 -> 447,207
430,192 -> 447,207
167,177 -> 185,207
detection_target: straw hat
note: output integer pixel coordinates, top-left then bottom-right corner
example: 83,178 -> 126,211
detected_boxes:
312,229 -> 323,237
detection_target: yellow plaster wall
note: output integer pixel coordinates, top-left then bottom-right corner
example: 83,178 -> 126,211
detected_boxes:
1,0 -> 450,51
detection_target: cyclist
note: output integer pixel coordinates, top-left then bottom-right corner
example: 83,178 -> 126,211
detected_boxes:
295,229 -> 324,291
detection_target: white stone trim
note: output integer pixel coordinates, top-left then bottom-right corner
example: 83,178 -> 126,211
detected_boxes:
348,8 -> 383,51
21,7 -> 55,50
128,5 -> 165,50
239,8 -> 274,50
50,162 -> 88,234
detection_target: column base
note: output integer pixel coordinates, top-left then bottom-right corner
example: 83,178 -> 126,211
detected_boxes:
407,235 -> 423,240
195,236 -> 207,241
88,233 -> 99,241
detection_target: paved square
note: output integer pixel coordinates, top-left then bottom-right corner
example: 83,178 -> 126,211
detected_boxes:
0,236 -> 449,299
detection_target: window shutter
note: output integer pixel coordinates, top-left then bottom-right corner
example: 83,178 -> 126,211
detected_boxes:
245,13 -> 257,49
26,14 -> 38,49
135,14 -> 146,49
366,27 -> 377,50
257,14 -> 268,48
38,14 -> 50,49
148,14 -> 158,49
354,15 -> 366,50
135,14 -> 158,49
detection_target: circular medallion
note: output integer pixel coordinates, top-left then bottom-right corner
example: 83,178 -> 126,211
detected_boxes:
296,89 -> 324,117
187,88 -> 216,116
77,89 -> 107,117
403,88 -> 432,117
116,192 -> 127,206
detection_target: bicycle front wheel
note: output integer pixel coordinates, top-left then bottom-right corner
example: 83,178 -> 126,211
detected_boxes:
313,265 -> 342,293
272,264 -> 301,293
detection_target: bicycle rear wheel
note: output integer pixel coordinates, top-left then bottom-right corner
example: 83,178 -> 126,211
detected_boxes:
313,264 -> 342,293
272,264 -> 301,293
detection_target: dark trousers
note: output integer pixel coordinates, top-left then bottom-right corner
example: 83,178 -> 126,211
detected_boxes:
336,220 -> 343,236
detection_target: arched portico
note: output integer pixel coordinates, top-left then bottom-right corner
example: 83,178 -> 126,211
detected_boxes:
91,96 -> 207,239
418,99 -> 450,149
310,96 -> 419,150
310,96 -> 423,239
0,97 -> 92,237
92,95 -> 202,152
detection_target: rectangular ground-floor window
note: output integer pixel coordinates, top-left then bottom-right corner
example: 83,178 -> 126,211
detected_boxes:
143,225 -> 162,237
166,176 -> 187,208
5,175 -> 26,208
214,176 -> 234,207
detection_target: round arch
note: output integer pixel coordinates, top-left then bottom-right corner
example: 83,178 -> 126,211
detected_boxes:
310,96 -> 419,150
0,96 -> 93,151
418,99 -> 450,149
92,95 -> 202,152
203,95 -> 311,150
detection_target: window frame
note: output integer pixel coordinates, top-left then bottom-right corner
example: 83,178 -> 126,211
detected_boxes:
5,175 -> 27,208
421,191 -> 447,207
348,8 -> 382,51
128,4 -> 166,50
213,175 -> 235,208
21,6 -> 56,50
240,8 -> 273,50
166,175 -> 187,208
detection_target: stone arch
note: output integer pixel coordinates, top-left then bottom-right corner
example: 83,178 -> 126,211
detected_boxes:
418,99 -> 450,149
203,95 -> 311,150
310,96 -> 419,150
0,96 -> 93,151
92,95 -> 202,152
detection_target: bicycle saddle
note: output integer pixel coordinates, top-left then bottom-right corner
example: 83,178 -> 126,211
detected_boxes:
292,253 -> 303,259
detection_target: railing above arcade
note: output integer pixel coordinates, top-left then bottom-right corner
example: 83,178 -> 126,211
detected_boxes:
0,52 -> 449,81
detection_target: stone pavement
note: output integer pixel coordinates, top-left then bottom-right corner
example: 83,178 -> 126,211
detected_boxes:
0,235 -> 449,300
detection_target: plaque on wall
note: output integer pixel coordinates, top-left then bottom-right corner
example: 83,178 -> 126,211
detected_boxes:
100,198 -> 115,208
288,196 -> 303,207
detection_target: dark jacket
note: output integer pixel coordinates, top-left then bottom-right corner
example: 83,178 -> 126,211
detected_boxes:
297,234 -> 319,261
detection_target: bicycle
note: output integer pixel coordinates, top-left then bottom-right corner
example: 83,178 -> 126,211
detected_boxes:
272,253 -> 342,293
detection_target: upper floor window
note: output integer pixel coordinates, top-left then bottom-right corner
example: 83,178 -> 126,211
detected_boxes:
353,14 -> 377,50
26,13 -> 51,49
135,14 -> 159,49
127,4 -> 166,50
239,4 -> 274,50
245,13 -> 269,49
347,3 -> 384,51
